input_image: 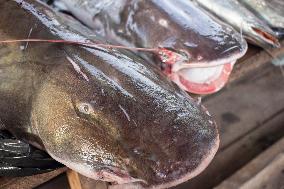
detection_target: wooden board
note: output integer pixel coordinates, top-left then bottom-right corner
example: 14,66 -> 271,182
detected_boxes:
66,170 -> 108,189
216,137 -> 284,189
238,154 -> 284,189
229,40 -> 284,85
204,63 -> 284,150
0,168 -> 66,189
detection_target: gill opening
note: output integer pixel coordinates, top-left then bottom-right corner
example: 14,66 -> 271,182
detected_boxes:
252,27 -> 280,47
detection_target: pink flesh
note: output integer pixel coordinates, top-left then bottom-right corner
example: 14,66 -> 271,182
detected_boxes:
169,62 -> 234,94
158,48 -> 236,94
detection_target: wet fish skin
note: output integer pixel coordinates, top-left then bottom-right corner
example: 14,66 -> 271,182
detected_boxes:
57,0 -> 247,94
274,28 -> 284,39
239,0 -> 284,30
58,0 -> 245,63
0,0 -> 219,188
193,0 -> 280,48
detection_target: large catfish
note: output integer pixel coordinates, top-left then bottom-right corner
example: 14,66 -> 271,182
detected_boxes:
0,0 -> 219,188
55,0 -> 248,95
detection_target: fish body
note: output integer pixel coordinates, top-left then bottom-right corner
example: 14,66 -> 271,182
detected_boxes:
56,0 -> 248,94
193,0 -> 280,48
0,0 -> 219,188
239,0 -> 284,30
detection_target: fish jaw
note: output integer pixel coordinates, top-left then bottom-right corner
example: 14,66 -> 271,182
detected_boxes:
47,151 -> 146,185
170,62 -> 234,94
46,134 -> 219,188
105,130 -> 220,189
159,42 -> 247,95
147,134 -> 219,189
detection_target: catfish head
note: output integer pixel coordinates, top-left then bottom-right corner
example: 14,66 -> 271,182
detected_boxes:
30,47 -> 219,188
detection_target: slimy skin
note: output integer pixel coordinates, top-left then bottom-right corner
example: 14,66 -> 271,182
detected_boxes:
56,0 -> 248,94
194,0 -> 280,48
239,0 -> 284,30
0,1 -> 219,188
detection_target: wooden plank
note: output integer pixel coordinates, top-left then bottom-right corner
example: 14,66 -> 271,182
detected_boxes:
216,138 -> 284,189
228,40 -> 284,85
67,170 -> 82,189
0,168 -> 66,189
239,153 -> 284,189
79,174 -> 108,189
67,171 -> 109,189
205,63 -> 284,150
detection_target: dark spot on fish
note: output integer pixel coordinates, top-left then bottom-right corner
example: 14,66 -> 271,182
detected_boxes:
221,112 -> 240,124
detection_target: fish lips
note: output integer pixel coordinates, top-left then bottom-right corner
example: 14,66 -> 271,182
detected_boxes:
172,62 -> 235,94
165,41 -> 247,94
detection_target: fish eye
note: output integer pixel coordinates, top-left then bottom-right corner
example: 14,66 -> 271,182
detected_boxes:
77,103 -> 94,115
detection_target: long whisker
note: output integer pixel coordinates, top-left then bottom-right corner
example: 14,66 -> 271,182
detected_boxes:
0,38 -> 237,68
0,39 -> 158,52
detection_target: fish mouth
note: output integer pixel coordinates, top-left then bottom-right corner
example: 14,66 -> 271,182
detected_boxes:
47,151 -> 145,185
164,42 -> 247,94
115,136 -> 220,189
110,135 -> 219,189
146,135 -> 220,189
171,62 -> 235,94
86,167 -> 146,185
48,140 -> 220,188
251,27 -> 280,48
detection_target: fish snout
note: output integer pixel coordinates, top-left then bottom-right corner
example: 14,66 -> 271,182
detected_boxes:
122,136 -> 219,189
119,117 -> 220,188
91,166 -> 147,185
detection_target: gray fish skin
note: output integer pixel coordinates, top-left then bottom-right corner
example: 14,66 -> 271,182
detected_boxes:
57,0 -> 246,64
0,0 -> 219,188
55,0 -> 248,95
193,0 -> 280,48
239,0 -> 284,30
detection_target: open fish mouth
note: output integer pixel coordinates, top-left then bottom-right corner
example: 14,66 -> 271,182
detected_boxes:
159,42 -> 247,94
171,62 -> 235,94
